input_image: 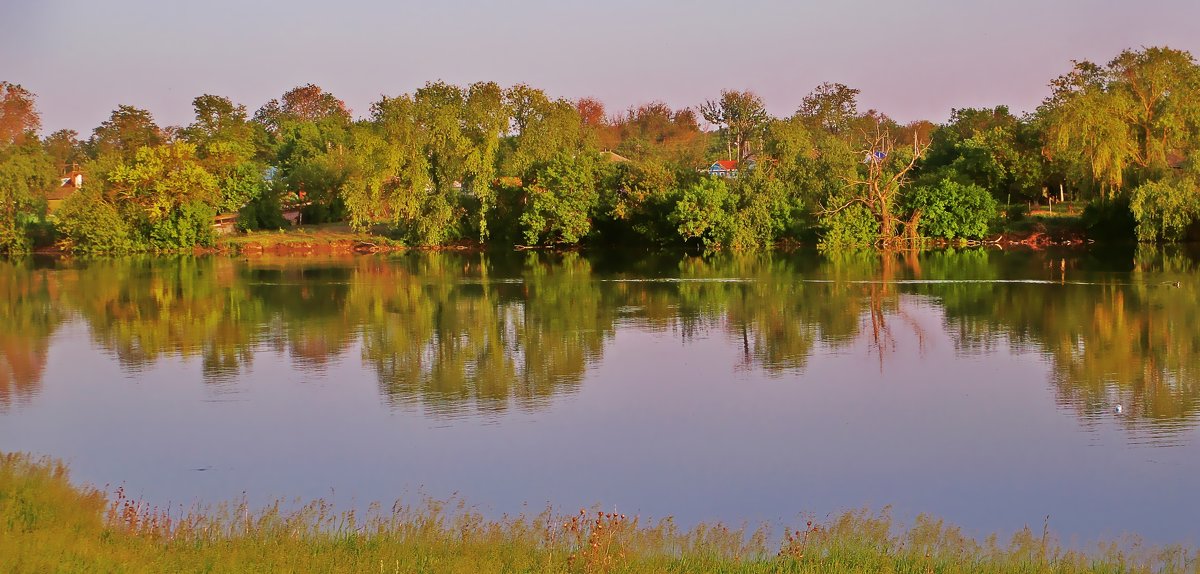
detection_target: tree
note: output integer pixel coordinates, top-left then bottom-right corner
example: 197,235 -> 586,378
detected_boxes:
0,138 -> 55,252
88,105 -> 162,160
519,152 -> 599,245
43,129 -> 84,169
921,106 -> 1046,202
797,82 -> 860,135
183,95 -> 263,213
700,90 -> 768,164
0,84 -> 53,253
1129,177 -> 1200,242
611,102 -> 708,167
106,141 -> 220,248
502,85 -> 588,178
0,82 -> 40,146
820,129 -> 929,246
1041,48 -> 1200,197
254,84 -> 351,132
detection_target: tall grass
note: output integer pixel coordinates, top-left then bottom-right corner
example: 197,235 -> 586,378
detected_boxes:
2,452 -> 1196,573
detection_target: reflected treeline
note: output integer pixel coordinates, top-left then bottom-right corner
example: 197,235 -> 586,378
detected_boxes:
0,263 -> 63,409
909,246 -> 1200,437
0,246 -> 1198,434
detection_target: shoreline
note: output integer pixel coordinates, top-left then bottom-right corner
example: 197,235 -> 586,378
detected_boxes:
21,222 -> 1100,259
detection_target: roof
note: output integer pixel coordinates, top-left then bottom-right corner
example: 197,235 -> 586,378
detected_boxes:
712,160 -> 738,171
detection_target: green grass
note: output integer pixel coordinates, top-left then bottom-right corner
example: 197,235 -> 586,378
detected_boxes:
218,223 -> 405,252
2,452 -> 1197,573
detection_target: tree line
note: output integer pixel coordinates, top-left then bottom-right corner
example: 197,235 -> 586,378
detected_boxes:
2,45 -> 1199,254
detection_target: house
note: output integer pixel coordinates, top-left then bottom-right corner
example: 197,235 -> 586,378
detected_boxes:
706,160 -> 739,178
46,169 -> 84,212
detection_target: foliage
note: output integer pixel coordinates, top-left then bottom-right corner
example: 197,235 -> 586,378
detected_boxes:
818,202 -> 879,249
905,178 -> 998,240
796,82 -> 860,135
87,105 -> 161,161
1081,198 -> 1137,240
0,138 -> 55,253
700,90 -> 768,164
671,176 -> 737,249
0,82 -> 40,147
1129,177 -> 1200,242
53,190 -> 136,254
146,201 -> 216,249
107,142 -> 220,224
520,152 -> 599,245
921,106 -> 1046,202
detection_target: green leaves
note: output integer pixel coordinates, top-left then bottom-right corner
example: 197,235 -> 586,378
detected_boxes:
905,178 -> 998,240
1130,178 -> 1200,242
520,153 -> 599,245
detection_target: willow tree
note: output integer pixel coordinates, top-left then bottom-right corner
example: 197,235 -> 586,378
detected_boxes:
1041,47 -> 1200,197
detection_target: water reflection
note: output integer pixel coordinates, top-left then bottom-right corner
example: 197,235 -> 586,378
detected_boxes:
1,246 -> 1198,438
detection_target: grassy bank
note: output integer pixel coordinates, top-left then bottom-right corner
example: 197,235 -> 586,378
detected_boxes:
216,223 -> 406,256
1,453 -> 1195,573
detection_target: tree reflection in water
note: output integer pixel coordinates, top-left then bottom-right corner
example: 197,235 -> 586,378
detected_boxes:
0,245 -> 1197,438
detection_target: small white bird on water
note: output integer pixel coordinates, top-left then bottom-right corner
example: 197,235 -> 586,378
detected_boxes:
1115,404 -> 1123,414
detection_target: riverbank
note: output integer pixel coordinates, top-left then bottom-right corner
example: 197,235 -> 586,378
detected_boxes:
1,453 -> 1191,573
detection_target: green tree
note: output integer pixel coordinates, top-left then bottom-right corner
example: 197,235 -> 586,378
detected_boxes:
104,141 -> 220,249
1129,177 -> 1200,242
700,90 -> 768,164
519,152 -> 599,245
796,82 -> 860,135
0,84 -> 54,253
183,95 -> 264,213
87,105 -> 162,161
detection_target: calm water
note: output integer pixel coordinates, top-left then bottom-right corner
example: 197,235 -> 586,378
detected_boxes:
2,247 -> 1199,544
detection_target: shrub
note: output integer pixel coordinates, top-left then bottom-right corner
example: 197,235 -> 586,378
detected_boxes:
818,203 -> 879,249
905,178 -> 997,240
670,177 -> 737,249
1081,197 -> 1136,241
54,191 -> 136,254
147,201 -> 216,250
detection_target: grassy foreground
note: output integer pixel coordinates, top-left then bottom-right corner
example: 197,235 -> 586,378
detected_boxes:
1,453 -> 1196,573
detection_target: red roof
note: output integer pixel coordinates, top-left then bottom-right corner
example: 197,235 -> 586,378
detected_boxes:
714,160 -> 738,170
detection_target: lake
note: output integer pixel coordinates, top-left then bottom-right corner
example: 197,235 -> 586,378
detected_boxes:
1,246 -> 1198,546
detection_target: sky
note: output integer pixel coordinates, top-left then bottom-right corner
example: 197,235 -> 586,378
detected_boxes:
4,0 -> 1200,135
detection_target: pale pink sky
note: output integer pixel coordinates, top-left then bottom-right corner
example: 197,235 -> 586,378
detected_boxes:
4,0 -> 1199,134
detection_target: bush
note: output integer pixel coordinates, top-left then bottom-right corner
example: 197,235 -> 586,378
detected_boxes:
1005,202 -> 1029,222
1081,197 -> 1136,241
54,191 -> 136,254
238,193 -> 289,232
670,177 -> 737,249
818,203 -> 879,248
147,201 -> 216,250
520,153 -> 599,245
904,178 -> 997,240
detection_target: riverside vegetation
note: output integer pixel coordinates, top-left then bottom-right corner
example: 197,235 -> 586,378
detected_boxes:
2,45 -> 1200,255
2,453 -> 1198,574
